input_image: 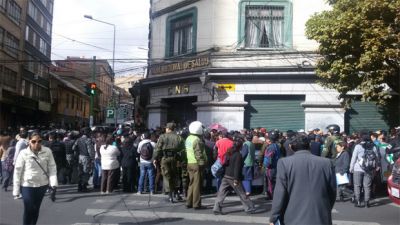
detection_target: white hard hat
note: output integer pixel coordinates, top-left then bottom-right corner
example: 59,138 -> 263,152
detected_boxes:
189,121 -> 203,135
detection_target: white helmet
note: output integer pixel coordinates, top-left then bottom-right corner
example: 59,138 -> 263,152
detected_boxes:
189,121 -> 203,135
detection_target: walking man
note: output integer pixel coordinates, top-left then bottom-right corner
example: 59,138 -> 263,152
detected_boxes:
269,134 -> 336,225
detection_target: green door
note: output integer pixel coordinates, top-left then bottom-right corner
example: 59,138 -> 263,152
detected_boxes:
345,100 -> 389,134
244,95 -> 305,131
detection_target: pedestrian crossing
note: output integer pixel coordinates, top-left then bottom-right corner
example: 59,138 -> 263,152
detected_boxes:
79,194 -> 381,225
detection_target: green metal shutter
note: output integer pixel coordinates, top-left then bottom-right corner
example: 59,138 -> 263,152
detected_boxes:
346,100 -> 389,134
244,95 -> 305,131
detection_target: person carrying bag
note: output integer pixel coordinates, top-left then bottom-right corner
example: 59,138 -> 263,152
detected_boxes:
13,133 -> 58,225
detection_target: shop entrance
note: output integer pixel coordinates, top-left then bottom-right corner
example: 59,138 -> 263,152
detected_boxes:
164,96 -> 197,128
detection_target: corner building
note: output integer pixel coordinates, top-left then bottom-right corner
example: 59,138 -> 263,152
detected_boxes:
143,0 -> 391,133
0,0 -> 54,129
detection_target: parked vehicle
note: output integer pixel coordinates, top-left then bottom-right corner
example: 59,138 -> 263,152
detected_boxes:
387,158 -> 400,205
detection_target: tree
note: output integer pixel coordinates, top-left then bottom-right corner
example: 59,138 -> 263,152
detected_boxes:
305,0 -> 400,106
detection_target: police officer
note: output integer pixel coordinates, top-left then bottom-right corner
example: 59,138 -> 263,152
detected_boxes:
322,124 -> 341,159
185,121 -> 207,209
153,122 -> 185,203
74,127 -> 95,192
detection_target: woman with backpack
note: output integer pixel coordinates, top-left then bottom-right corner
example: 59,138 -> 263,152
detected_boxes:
349,133 -> 380,208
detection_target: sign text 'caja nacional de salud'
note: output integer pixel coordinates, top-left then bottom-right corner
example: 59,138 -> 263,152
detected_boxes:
150,55 -> 210,76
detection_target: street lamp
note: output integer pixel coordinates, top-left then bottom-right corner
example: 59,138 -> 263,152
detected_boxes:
84,14 -> 117,127
84,15 -> 116,72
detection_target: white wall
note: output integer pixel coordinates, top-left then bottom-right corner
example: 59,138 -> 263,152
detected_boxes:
150,0 -> 330,59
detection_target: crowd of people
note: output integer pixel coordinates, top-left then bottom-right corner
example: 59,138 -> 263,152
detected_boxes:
0,122 -> 399,225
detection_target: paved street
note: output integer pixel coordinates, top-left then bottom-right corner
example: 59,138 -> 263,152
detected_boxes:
1,185 -> 399,225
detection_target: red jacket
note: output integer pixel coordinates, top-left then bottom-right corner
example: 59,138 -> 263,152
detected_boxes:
215,138 -> 233,165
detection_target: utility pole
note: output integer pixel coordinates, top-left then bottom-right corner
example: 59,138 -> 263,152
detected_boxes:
90,56 -> 96,128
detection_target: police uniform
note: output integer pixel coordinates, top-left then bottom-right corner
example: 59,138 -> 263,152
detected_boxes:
185,121 -> 207,209
74,132 -> 95,192
322,135 -> 340,159
154,123 -> 184,202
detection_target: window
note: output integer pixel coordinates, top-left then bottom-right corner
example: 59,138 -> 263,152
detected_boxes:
4,32 -> 19,57
0,0 -> 6,12
239,0 -> 292,49
71,95 -> 75,109
25,26 -> 29,41
3,67 -> 17,89
48,1 -> 53,15
28,1 -> 36,19
25,55 -> 35,72
39,38 -> 47,55
171,16 -> 193,56
0,27 -> 4,47
45,21 -> 51,35
29,83 -> 33,98
7,0 -> 21,24
166,7 -> 197,57
66,94 -> 69,108
39,86 -> 49,101
21,80 -> 25,96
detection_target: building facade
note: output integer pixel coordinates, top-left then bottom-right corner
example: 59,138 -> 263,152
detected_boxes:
140,0 -> 393,133
49,72 -> 90,129
0,0 -> 54,129
51,57 -> 114,125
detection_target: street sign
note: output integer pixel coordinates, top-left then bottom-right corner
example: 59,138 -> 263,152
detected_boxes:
217,84 -> 236,91
106,109 -> 114,118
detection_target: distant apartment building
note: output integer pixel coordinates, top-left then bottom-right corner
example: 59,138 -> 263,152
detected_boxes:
140,0 -> 391,133
51,57 -> 114,125
49,72 -> 90,129
0,0 -> 54,129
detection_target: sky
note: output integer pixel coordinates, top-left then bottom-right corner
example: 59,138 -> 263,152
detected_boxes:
51,0 -> 150,76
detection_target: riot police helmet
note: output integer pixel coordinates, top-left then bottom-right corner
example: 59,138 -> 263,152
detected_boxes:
326,124 -> 340,134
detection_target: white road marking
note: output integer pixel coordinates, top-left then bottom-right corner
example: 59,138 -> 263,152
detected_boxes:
84,209 -> 379,225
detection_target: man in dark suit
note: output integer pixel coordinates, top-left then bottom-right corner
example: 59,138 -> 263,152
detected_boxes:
269,134 -> 336,225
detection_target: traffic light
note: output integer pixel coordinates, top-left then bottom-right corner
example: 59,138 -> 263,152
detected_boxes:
84,83 -> 97,95
84,83 -> 91,96
90,83 -> 97,95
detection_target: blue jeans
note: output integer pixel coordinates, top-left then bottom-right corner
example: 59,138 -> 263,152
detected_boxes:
92,159 -> 102,188
242,180 -> 252,194
138,163 -> 155,192
21,185 -> 48,225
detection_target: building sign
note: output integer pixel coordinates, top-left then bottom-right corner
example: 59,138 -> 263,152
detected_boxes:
150,55 -> 210,75
168,85 -> 189,95
38,101 -> 51,112
217,84 -> 236,91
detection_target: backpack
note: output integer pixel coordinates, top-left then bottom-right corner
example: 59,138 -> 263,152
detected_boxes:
140,142 -> 154,160
359,142 -> 378,172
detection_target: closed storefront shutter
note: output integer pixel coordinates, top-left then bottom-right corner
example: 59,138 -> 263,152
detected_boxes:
346,100 -> 389,134
244,95 -> 305,131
